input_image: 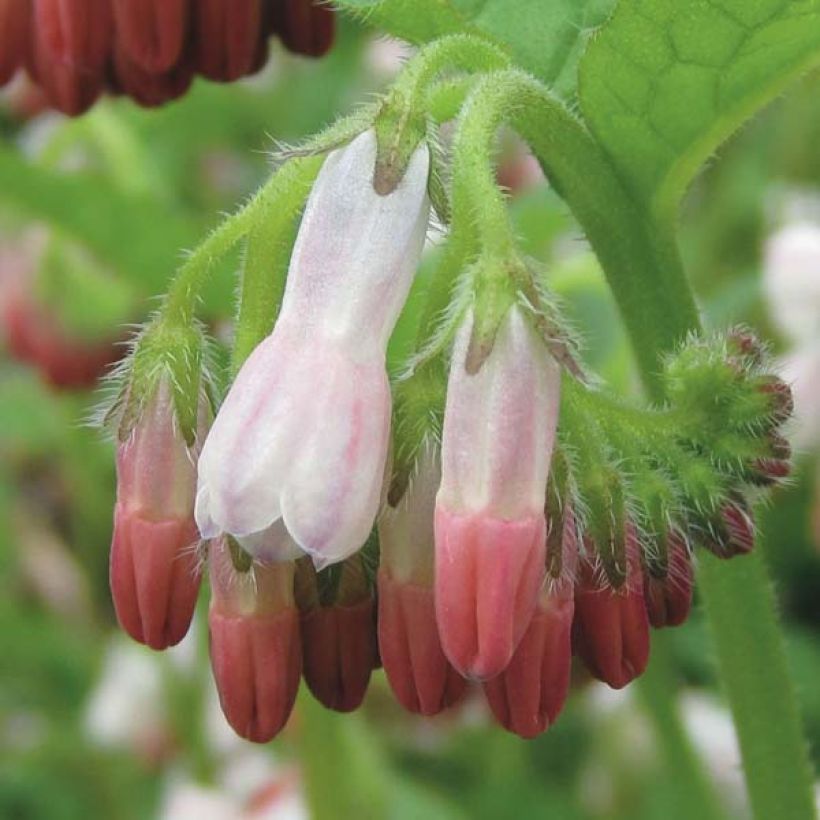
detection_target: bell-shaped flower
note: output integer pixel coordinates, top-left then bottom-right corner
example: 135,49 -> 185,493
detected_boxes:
483,503 -> 577,738
295,556 -> 378,713
208,538 -> 301,743
193,0 -> 266,82
435,305 -> 562,680
378,438 -> 467,715
110,377 -> 205,650
573,526 -> 650,689
196,130 -> 430,568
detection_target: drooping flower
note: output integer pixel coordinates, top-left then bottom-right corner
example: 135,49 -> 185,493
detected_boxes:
644,531 -> 693,629
0,0 -> 29,86
483,502 -> 577,738
196,130 -> 430,568
110,377 -> 207,650
208,537 -> 301,743
111,0 -> 191,74
295,555 -> 378,713
378,438 -> 467,715
573,526 -> 650,689
435,305 -> 562,680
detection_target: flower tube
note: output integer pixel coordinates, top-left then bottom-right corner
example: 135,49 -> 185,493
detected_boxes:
435,305 -> 561,680
196,130 -> 430,568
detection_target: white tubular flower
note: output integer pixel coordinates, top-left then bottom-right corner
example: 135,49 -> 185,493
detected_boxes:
196,130 -> 430,568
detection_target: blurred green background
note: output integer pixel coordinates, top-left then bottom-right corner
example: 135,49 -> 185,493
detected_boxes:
0,21 -> 818,820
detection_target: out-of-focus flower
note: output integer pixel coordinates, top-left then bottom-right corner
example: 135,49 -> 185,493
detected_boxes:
196,130 -> 430,569
378,439 -> 467,715
295,555 -> 378,713
110,377 -> 206,650
0,0 -> 30,86
208,537 -> 301,743
435,305 -> 561,680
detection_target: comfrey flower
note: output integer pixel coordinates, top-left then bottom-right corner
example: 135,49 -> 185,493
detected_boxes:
196,130 -> 430,568
110,377 -> 207,650
435,305 -> 562,680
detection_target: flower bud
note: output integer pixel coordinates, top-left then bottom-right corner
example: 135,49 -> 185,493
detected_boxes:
435,306 -> 561,680
700,495 -> 755,559
272,0 -> 335,58
110,378 -> 206,650
196,131 -> 430,568
0,0 -> 29,86
295,557 -> 378,713
573,527 -> 650,689
110,45 -> 193,108
29,0 -> 113,115
208,538 -> 301,743
644,531 -> 693,629
112,0 -> 190,74
378,439 -> 467,715
193,0 -> 266,83
483,503 -> 577,738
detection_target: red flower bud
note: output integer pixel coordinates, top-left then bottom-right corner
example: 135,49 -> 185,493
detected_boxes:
110,378 -> 205,649
110,44 -> 193,108
573,528 -> 650,689
295,558 -> 378,713
111,0 -> 190,74
208,538 -> 301,743
193,0 -> 266,83
0,0 -> 30,86
377,569 -> 467,716
29,0 -> 113,115
644,532 -> 693,629
272,0 -> 335,58
483,586 -> 574,739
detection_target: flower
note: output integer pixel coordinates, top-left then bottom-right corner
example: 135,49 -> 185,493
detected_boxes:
0,0 -> 29,86
208,537 -> 301,743
483,502 -> 576,738
295,556 -> 378,713
435,305 -> 561,680
378,438 -> 467,715
112,0 -> 190,73
109,377 -> 206,650
643,531 -> 694,629
193,0 -> 267,83
573,526 -> 650,689
196,130 -> 430,568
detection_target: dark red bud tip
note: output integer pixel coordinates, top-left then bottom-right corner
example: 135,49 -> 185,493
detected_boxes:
644,534 -> 693,629
757,376 -> 794,425
300,598 -> 377,713
110,506 -> 202,650
110,46 -> 193,108
726,326 -> 764,367
573,547 -> 650,689
483,592 -> 573,739
194,0 -> 266,83
378,570 -> 467,716
273,0 -> 336,58
0,0 -> 30,86
30,0 -> 113,115
112,0 -> 191,74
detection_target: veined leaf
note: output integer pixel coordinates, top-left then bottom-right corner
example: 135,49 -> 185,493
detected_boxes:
335,0 -> 616,99
579,0 -> 820,214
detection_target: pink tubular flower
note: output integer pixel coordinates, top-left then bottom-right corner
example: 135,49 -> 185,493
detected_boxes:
573,527 -> 650,689
378,439 -> 467,715
483,503 -> 577,738
208,538 -> 301,743
196,130 -> 430,568
296,558 -> 378,713
435,306 -> 561,680
110,378 -> 205,650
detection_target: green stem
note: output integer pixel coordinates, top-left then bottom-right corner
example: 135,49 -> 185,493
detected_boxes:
506,71 -> 816,820
163,159 -> 319,329
231,156 -> 323,372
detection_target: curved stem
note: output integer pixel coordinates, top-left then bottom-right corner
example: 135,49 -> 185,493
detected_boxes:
231,156 -> 323,372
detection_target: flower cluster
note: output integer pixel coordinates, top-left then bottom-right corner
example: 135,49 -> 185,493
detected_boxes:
105,49 -> 795,741
0,0 -> 334,115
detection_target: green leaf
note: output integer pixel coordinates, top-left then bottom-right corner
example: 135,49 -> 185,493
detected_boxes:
335,0 -> 616,99
579,0 -> 820,214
